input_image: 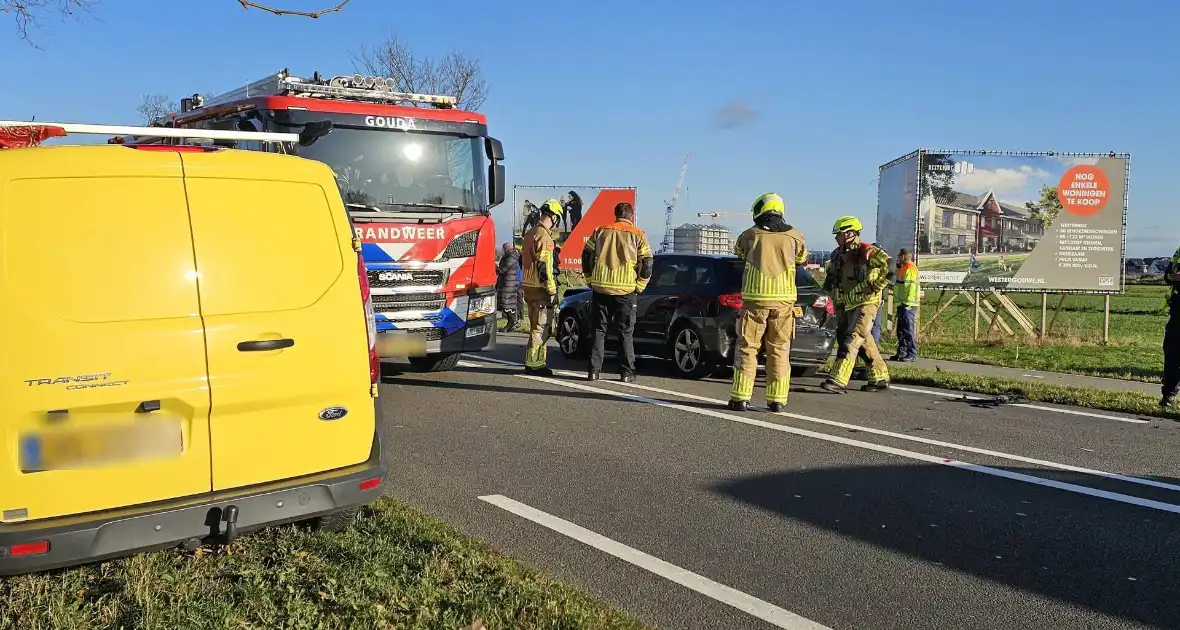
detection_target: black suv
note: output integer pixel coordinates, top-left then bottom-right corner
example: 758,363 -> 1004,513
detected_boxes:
555,253 -> 837,379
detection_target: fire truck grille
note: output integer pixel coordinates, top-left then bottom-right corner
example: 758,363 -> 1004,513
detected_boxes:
368,269 -> 446,289
372,293 -> 446,313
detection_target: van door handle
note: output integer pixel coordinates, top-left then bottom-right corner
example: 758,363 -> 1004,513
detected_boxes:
237,338 -> 295,352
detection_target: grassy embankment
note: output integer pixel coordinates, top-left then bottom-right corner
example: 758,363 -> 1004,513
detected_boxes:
0,499 -> 648,630
882,284 -> 1170,383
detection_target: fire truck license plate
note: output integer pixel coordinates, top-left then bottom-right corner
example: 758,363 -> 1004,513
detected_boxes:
377,331 -> 427,357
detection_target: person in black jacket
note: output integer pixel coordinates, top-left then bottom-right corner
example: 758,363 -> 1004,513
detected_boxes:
564,191 -> 583,233
497,243 -> 522,332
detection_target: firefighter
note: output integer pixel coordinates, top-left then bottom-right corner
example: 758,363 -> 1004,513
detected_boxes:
821,215 -> 891,393
727,192 -> 808,412
581,202 -> 654,383
520,199 -> 563,376
1162,244 -> 1180,408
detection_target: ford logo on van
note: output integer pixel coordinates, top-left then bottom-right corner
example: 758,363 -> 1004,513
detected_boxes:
318,407 -> 349,421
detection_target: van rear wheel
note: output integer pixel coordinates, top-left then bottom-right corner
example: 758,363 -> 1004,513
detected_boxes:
409,352 -> 460,372
306,508 -> 358,533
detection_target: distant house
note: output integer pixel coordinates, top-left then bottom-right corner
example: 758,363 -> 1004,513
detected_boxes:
919,188 -> 1045,255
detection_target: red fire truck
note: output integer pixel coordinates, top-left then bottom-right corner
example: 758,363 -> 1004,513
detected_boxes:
165,69 -> 505,372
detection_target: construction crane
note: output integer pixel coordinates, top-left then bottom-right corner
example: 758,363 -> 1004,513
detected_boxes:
659,152 -> 691,253
697,211 -> 744,225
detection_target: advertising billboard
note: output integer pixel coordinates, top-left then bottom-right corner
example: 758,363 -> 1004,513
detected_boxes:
512,185 -> 639,271
875,151 -> 921,268
903,150 -> 1130,294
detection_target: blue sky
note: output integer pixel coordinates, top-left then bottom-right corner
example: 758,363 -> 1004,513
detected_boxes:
2,0 -> 1176,257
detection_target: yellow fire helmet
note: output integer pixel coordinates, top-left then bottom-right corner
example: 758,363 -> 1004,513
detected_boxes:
831,215 -> 863,234
750,192 -> 786,218
542,199 -> 564,218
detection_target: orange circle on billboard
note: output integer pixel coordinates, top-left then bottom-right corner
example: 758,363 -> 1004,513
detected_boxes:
1056,165 -> 1110,216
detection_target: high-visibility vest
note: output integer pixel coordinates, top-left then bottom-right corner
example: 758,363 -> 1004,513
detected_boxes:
824,242 -> 891,308
583,220 -> 653,295
893,261 -> 920,307
521,226 -> 556,293
733,226 -> 808,306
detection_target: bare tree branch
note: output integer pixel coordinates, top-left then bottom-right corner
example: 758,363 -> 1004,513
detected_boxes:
2,0 -> 98,47
236,0 -> 349,18
352,33 -> 489,111
136,94 -> 178,125
6,0 -> 348,47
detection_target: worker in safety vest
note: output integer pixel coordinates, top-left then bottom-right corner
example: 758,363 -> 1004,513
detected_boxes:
821,215 -> 891,393
727,193 -> 808,412
581,202 -> 654,382
1162,244 -> 1180,408
520,199 -> 563,376
890,248 -> 920,362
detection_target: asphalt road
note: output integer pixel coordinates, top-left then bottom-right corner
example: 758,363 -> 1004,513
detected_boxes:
378,334 -> 1180,630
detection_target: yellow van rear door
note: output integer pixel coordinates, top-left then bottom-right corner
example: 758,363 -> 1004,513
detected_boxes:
0,146 -> 212,523
181,152 -> 375,492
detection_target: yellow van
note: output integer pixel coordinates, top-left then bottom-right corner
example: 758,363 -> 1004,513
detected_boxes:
0,141 -> 386,575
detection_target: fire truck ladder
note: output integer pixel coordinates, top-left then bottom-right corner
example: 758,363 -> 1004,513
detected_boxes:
195,69 -> 458,111
0,120 -> 300,146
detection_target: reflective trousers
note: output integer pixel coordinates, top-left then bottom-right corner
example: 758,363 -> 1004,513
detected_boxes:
523,286 -> 554,369
829,304 -> 889,387
1165,303 -> 1180,399
730,305 -> 795,404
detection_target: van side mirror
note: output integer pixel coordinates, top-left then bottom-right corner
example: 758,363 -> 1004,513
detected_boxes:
299,120 -> 334,147
485,137 -> 504,161
488,163 -> 505,207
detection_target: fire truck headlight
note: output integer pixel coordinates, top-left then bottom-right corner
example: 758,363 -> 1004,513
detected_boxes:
468,295 -> 496,319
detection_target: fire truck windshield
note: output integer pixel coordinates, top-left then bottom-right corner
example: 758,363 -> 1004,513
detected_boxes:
290,127 -> 488,213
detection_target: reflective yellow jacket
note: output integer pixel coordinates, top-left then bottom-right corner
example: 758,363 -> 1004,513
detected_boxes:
733,225 -> 808,308
824,242 -> 891,308
521,226 -> 556,293
581,219 -> 654,295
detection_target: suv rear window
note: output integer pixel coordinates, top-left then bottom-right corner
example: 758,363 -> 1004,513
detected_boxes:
718,259 -> 819,291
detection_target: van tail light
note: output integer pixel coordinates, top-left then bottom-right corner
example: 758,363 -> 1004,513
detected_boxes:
813,295 -> 836,316
717,292 -> 743,309
359,477 -> 382,491
357,254 -> 379,387
9,540 -> 49,557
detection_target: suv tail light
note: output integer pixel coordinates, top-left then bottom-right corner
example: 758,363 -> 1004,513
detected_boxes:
357,253 -> 379,388
717,292 -> 743,309
812,295 -> 835,316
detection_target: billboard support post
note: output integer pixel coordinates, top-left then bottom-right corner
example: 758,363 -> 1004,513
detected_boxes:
1040,294 -> 1048,340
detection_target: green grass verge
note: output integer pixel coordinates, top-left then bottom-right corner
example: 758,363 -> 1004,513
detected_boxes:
887,366 -> 1178,421
881,285 -> 1172,383
0,499 -> 649,630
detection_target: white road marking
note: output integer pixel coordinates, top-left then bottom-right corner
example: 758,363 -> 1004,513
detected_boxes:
458,358 -> 1180,515
462,354 -> 1150,424
478,494 -> 833,630
887,384 -> 1150,425
457,360 -> 1175,492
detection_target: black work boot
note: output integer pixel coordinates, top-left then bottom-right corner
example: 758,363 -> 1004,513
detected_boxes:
587,371 -> 600,381
525,366 -> 554,377
727,399 -> 750,411
620,373 -> 636,383
767,402 -> 785,413
820,380 -> 846,394
861,381 -> 890,392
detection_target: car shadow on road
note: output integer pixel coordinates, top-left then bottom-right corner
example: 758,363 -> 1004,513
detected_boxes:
380,375 -> 616,403
712,465 -> 1180,627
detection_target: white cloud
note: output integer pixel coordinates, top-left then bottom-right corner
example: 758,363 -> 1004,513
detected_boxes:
953,164 -> 1053,199
1050,156 -> 1099,168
